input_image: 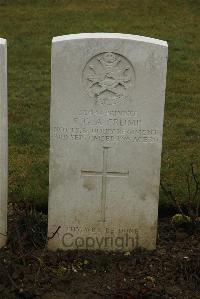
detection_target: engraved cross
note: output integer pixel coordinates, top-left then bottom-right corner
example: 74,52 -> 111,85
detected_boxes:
81,147 -> 129,222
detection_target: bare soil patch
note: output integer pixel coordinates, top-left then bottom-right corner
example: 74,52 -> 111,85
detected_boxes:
0,208 -> 199,298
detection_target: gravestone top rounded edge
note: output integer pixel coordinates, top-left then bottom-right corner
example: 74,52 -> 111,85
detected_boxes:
52,33 -> 168,47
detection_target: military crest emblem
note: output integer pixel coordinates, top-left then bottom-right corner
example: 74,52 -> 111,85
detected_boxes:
83,52 -> 135,105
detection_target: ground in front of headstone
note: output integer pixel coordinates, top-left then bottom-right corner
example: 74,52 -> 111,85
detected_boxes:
0,208 -> 199,299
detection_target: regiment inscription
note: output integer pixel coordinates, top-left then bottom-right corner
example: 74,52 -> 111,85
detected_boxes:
53,108 -> 160,144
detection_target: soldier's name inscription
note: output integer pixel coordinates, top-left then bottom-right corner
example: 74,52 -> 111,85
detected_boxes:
53,109 -> 160,143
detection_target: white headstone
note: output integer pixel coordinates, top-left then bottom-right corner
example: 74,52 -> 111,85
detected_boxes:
0,38 -> 7,248
48,33 -> 168,251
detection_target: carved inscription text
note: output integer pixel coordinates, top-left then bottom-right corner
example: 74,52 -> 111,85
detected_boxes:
53,109 -> 160,144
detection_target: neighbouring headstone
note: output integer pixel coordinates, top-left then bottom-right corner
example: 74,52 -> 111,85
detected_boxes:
48,33 -> 168,251
0,38 -> 7,248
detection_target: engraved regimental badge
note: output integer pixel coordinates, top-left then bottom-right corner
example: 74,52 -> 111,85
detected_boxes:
83,52 -> 135,105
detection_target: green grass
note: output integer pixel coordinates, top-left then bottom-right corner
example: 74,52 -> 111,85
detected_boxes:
0,0 -> 199,208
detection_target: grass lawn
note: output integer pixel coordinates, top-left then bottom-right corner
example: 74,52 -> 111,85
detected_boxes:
0,0 -> 199,209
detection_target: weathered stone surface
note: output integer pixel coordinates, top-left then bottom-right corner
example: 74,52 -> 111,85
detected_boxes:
48,33 -> 168,251
0,38 -> 7,248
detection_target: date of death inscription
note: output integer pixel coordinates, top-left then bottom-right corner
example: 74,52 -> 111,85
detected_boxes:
53,109 -> 160,144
